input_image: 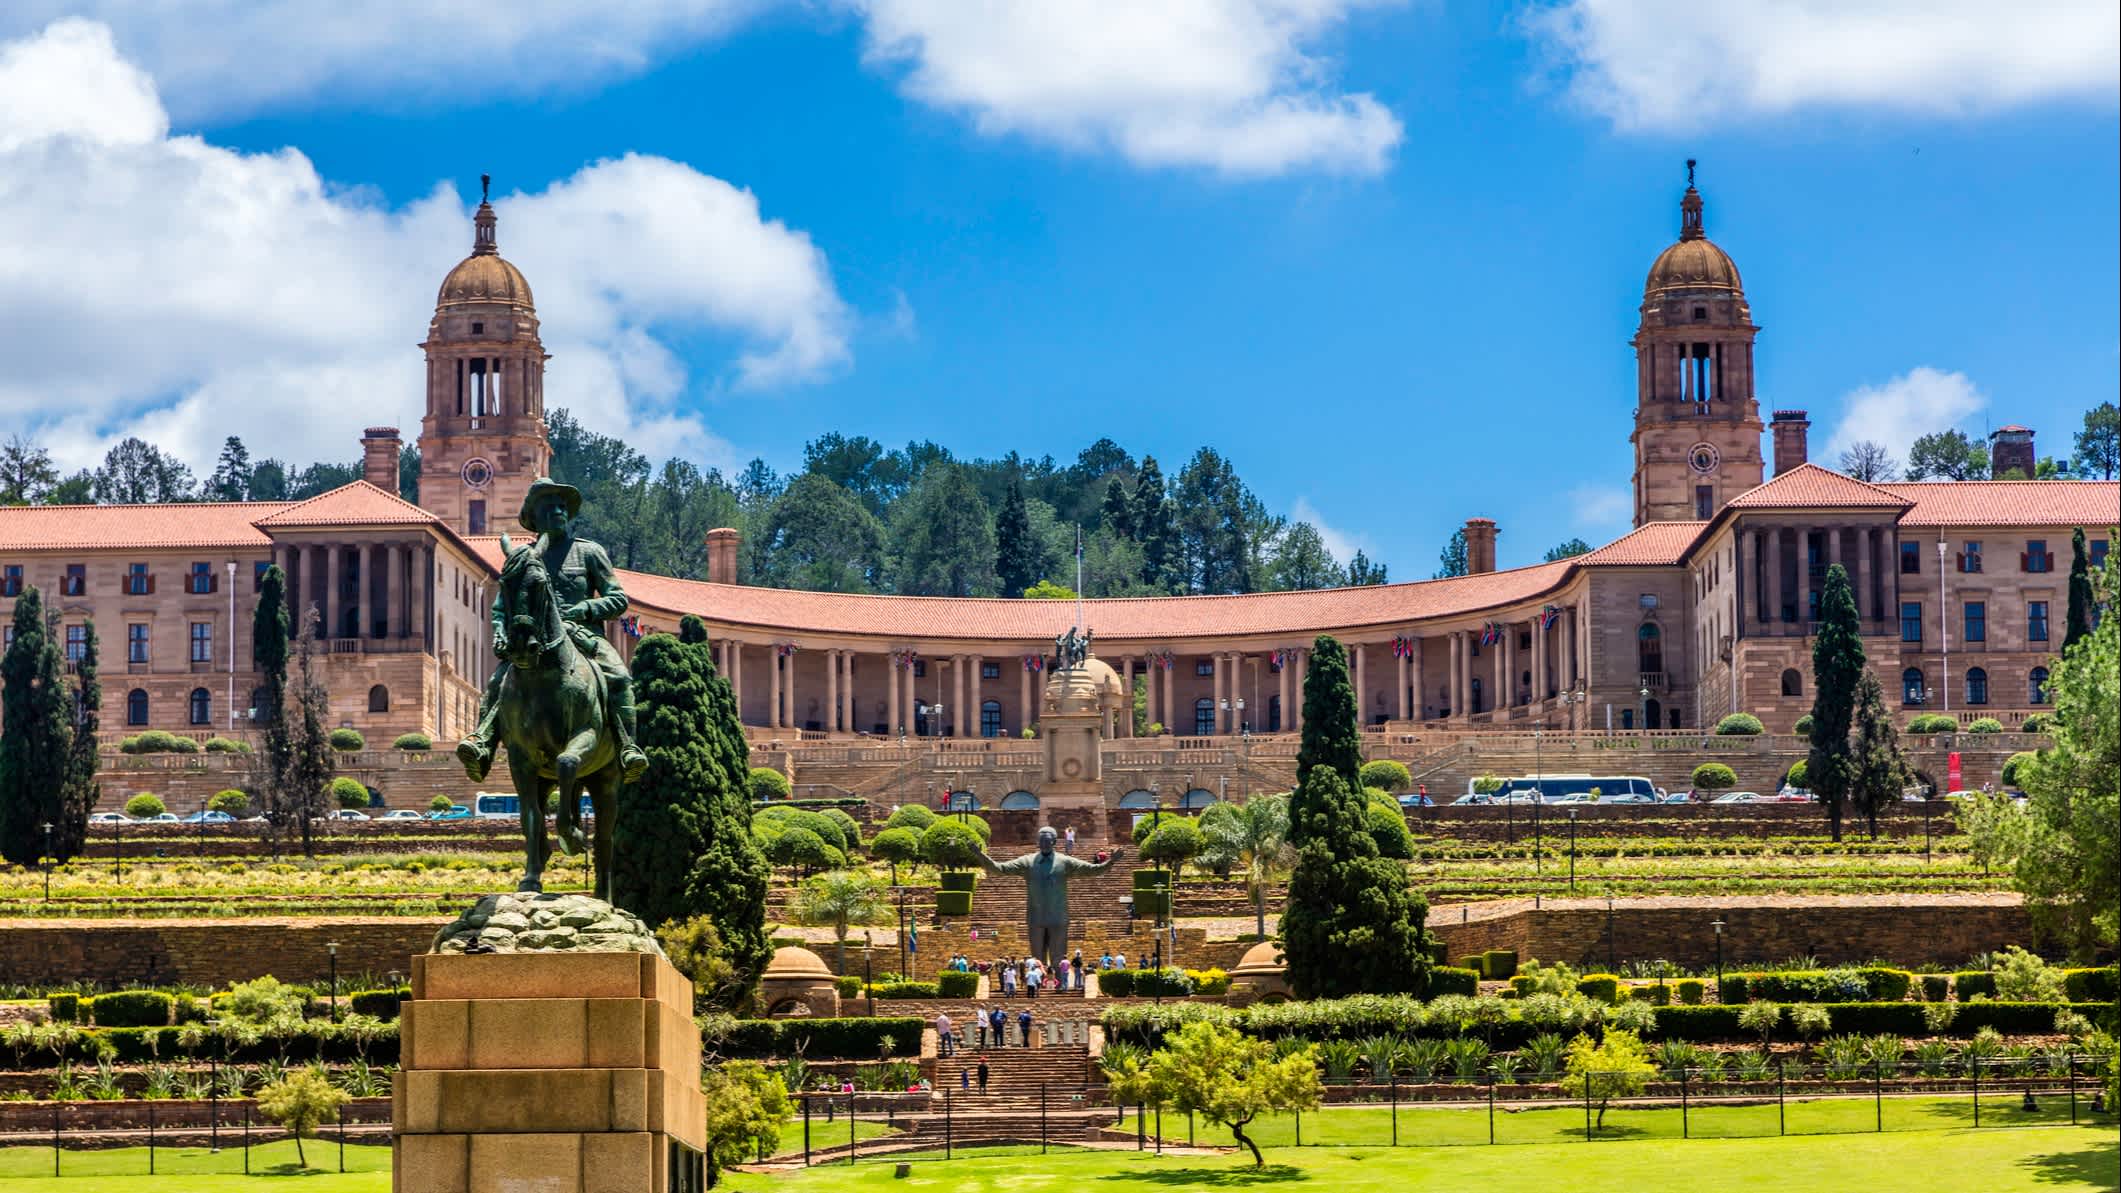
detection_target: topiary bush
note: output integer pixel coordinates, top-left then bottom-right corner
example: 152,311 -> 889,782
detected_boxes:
208,789 -> 251,816
1690,762 -> 1737,793
348,988 -> 410,1019
882,804 -> 936,833
330,776 -> 371,810
937,971 -> 979,999
1999,751 -> 2040,788
921,820 -> 986,871
1674,979 -> 1704,1005
1718,967 -> 1912,1004
1365,803 -> 1413,859
748,767 -> 792,801
89,990 -> 175,1028
326,728 -> 364,751
1952,972 -> 1997,1000
934,891 -> 973,916
2019,713 -> 2054,734
1483,950 -> 1519,981
47,993 -> 80,1022
202,737 -> 251,753
1964,717 -> 2003,734
123,730 -> 201,754
1782,760 -> 1810,790
392,732 -> 433,750
123,792 -> 166,818
1576,974 -> 1621,1004
1358,760 -> 1412,793
1458,955 -> 1487,978
1792,714 -> 1814,736
1714,713 -> 1764,735
1906,713 -> 1957,734
1919,974 -> 1950,1003
2061,966 -> 2118,1003
1427,967 -> 1479,998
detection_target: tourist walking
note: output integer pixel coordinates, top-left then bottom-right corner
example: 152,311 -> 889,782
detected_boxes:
1064,826 -> 1076,853
1001,961 -> 1018,998
988,1006 -> 1006,1049
1017,1008 -> 1033,1049
976,1055 -> 990,1094
935,1010 -> 954,1057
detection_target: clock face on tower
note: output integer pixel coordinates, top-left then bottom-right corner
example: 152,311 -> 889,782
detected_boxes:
1688,443 -> 1720,475
461,457 -> 494,490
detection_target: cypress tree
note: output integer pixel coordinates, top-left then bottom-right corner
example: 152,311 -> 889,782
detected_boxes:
55,619 -> 100,862
2064,528 -> 2094,650
0,590 -> 73,866
1847,671 -> 1907,839
1131,457 -> 1178,592
612,616 -> 770,1002
1806,565 -> 1864,842
1100,477 -> 1133,540
251,568 -> 294,847
1281,633 -> 1430,998
284,609 -> 336,856
994,480 -> 1039,597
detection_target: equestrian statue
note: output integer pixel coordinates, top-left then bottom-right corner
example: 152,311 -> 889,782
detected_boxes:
456,478 -> 647,898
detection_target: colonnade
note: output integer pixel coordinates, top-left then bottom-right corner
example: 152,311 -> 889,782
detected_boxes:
273,541 -> 432,646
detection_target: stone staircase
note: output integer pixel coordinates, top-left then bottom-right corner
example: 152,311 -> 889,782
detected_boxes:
935,1042 -> 1095,1095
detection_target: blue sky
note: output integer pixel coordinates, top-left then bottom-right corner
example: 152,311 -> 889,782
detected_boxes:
0,3 -> 2114,574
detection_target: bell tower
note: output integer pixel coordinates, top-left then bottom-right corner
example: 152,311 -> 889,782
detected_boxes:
1629,162 -> 1764,526
416,176 -> 551,537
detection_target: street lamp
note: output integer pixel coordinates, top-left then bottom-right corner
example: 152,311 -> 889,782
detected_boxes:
1710,919 -> 1726,1003
1605,896 -> 1616,973
40,821 -> 53,901
326,941 -> 340,1022
1567,809 -> 1578,891
1638,686 -> 1650,733
1532,729 -> 1544,874
1236,697 -> 1246,735
865,932 -> 875,1018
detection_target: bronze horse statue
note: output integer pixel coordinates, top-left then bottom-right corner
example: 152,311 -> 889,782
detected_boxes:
490,532 -> 622,898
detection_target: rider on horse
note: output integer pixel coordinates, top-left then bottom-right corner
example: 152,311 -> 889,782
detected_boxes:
456,478 -> 648,784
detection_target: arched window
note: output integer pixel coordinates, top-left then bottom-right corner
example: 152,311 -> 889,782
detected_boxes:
999,790 -> 1039,811
368,684 -> 390,713
1780,668 -> 1802,697
127,688 -> 149,726
945,790 -> 980,812
1119,789 -> 1158,810
1181,789 -> 1215,810
2029,667 -> 2050,705
1965,667 -> 1988,706
1902,668 -> 1925,705
980,699 -> 1003,738
188,687 -> 211,726
1637,623 -> 1663,674
1193,697 -> 1216,737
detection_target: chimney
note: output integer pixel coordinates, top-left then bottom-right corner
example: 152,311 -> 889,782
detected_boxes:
706,527 -> 741,584
1988,425 -> 2035,479
1771,410 -> 1809,476
1462,518 -> 1498,575
360,427 -> 402,493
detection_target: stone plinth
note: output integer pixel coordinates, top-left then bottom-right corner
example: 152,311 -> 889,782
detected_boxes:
392,951 -> 706,1193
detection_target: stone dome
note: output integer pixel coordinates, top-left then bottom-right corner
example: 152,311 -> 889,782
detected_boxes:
1044,656 -> 1123,715
1645,237 -> 1742,299
762,945 -> 834,980
1231,941 -> 1286,978
438,252 -> 533,308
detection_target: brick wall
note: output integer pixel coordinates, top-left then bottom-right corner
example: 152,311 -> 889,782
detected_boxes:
0,917 -> 440,989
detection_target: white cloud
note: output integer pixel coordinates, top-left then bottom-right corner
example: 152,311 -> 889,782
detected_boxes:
1290,496 -> 1360,564
852,0 -> 1405,176
0,20 -> 848,478
1565,484 -> 1631,530
1822,366 -> 1988,467
1526,0 -> 2118,129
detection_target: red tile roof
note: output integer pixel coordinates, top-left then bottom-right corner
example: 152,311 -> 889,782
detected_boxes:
1575,521 -> 1705,566
253,482 -> 441,528
1726,462 -> 1910,510
0,501 -> 290,551
1880,480 -> 2120,528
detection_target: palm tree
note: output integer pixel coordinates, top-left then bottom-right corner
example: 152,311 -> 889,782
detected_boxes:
1199,794 -> 1294,939
794,870 -> 890,975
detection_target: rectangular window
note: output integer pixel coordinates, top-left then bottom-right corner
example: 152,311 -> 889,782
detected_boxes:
980,662 -> 1000,680
1900,542 -> 1921,574
65,624 -> 86,662
1695,485 -> 1713,519
1195,660 -> 1215,677
190,622 -> 213,663
2024,539 -> 2051,572
912,660 -> 926,678
2093,539 -> 2111,569
127,623 -> 149,664
189,561 -> 213,594
468,499 -> 488,536
0,564 -> 20,597
2028,600 -> 2050,642
63,564 -> 85,596
254,561 -> 271,591
1963,601 -> 1985,642
1959,542 -> 1982,573
127,562 -> 151,595
1900,602 -> 1923,642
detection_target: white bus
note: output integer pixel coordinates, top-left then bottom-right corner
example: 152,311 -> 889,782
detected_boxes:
471,792 -> 596,819
1494,774 -> 1661,803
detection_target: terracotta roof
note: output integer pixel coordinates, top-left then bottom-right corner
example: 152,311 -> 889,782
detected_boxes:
0,501 -> 289,552
1575,521 -> 1705,566
1880,480 -> 2120,528
1726,462 -> 1911,510
583,558 -> 1580,644
253,482 -> 441,528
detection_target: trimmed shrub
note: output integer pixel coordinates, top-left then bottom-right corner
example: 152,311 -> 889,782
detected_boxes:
937,971 -> 979,999
1482,950 -> 1519,981
2062,967 -> 2118,1003
1132,889 -> 1171,919
1964,717 -> 2003,734
208,789 -> 251,815
1458,955 -> 1487,978
1186,968 -> 1232,996
330,776 -> 371,809
938,870 -> 979,893
1100,969 -> 1193,999
1358,760 -> 1412,793
1674,979 -> 1704,1005
1365,803 -> 1414,859
1427,941 -> 1450,968
123,792 -> 166,818
2019,713 -> 2054,734
1919,975 -> 1950,1003
882,804 -> 936,833
1953,972 -> 1997,1000
920,821 -> 985,871
1690,762 -> 1737,792
868,981 -> 940,1000
1783,760 -> 1809,790
1646,1006 -> 1744,1042
748,767 -> 793,801
834,975 -> 861,998
392,733 -> 433,750
48,993 -> 79,1022
202,737 -> 251,753
1714,713 -> 1764,735
1633,983 -> 1671,1006
1718,968 -> 1911,1004
1792,714 -> 1814,736
89,990 -> 175,1028
1576,975 -> 1621,1004
1428,967 -> 1479,999
2000,751 -> 2039,788
327,728 -> 365,752
348,988 -> 410,1019
125,730 -> 201,754
934,891 -> 972,916
1906,714 -> 1957,735
1131,869 -> 1171,890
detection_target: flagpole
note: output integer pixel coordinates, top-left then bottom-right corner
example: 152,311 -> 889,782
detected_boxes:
1074,525 -> 1085,635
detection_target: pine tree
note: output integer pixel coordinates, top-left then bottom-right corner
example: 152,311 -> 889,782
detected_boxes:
613,617 -> 771,1004
56,619 -> 100,862
1280,634 -> 1430,998
1847,671 -> 1907,838
284,609 -> 336,857
1100,477 -> 1133,540
1434,528 -> 1468,579
1131,457 -> 1178,592
994,480 -> 1039,598
0,590 -> 73,866
2064,528 -> 2094,649
1806,565 -> 1864,842
207,436 -> 253,502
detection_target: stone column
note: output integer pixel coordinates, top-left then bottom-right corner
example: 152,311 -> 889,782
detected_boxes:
1276,655 -> 1291,734
970,654 -> 984,737
324,545 -> 342,640
1020,655 -> 1035,735
888,655 -> 901,739
1827,525 -> 1842,579
1118,657 -> 1133,737
1766,529 -> 1784,626
1412,637 -> 1426,720
1161,659 -> 1174,735
1353,644 -> 1367,727
1503,624 -> 1518,706
354,542 -> 375,638
1293,649 -> 1308,733
410,543 -> 430,648
1532,617 -> 1547,703
1396,644 -> 1409,720
1211,653 -> 1227,733
826,650 -> 840,732
1856,526 -> 1875,624
842,653 -> 856,733
384,543 -> 403,639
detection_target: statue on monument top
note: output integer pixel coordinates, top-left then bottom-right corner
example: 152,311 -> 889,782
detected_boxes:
978,826 -> 1120,969
1053,625 -> 1093,671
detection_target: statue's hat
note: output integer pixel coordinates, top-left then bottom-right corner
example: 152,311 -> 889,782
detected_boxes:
518,477 -> 582,532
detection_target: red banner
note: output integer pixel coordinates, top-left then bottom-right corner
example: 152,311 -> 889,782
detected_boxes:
1948,751 -> 1962,792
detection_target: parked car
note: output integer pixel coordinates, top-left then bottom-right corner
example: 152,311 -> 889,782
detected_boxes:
1395,792 -> 1435,807
148,812 -> 180,822
380,809 -> 425,821
179,810 -> 235,823
1711,791 -> 1767,804
329,809 -> 371,821
1596,792 -> 1657,804
88,812 -> 134,825
428,806 -> 471,821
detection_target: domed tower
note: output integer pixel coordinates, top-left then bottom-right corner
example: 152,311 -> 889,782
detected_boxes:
416,176 -> 552,537
1629,163 -> 1764,526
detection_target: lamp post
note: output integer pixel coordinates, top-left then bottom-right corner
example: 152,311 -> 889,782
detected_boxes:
1711,919 -> 1725,1003
197,794 -> 207,857
1638,686 -> 1650,734
1937,540 -> 1950,715
865,933 -> 875,1018
1605,896 -> 1616,973
1532,729 -> 1544,874
326,941 -> 340,1022
40,821 -> 53,902
113,812 -> 122,881
1567,809 -> 1578,891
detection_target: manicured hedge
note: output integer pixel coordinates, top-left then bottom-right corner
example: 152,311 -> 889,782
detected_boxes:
2062,966 -> 2118,1003
1132,890 -> 1171,919
1719,968 -> 1912,1004
714,1017 -> 924,1060
348,988 -> 411,1019
936,971 -> 979,999
47,993 -> 80,1022
1576,975 -> 1621,1004
1482,950 -> 1518,980
1647,1002 -> 2104,1042
938,871 -> 979,892
1428,967 -> 1479,998
1457,955 -> 1487,978
1675,979 -> 1704,1006
868,981 -> 940,1000
47,1023 -> 405,1065
1953,972 -> 1997,1000
1099,969 -> 1193,999
88,991 -> 174,1028
834,976 -> 862,998
1920,975 -> 1950,1003
934,891 -> 972,916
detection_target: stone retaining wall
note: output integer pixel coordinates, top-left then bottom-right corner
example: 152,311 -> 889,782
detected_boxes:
0,917 -> 439,989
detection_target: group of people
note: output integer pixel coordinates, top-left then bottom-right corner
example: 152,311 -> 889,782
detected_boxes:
934,1005 -> 1038,1057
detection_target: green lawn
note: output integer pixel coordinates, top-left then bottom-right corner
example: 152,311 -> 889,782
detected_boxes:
0,1140 -> 387,1190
